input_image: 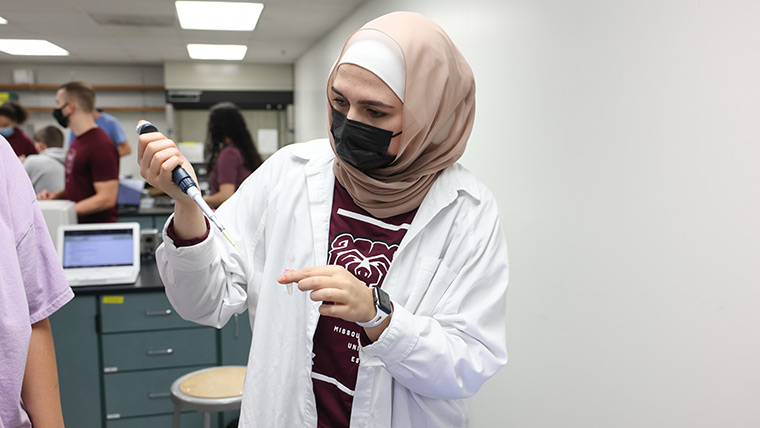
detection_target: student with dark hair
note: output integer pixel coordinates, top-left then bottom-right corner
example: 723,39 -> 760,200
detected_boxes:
38,81 -> 120,223
0,101 -> 36,159
202,101 -> 263,208
24,126 -> 66,195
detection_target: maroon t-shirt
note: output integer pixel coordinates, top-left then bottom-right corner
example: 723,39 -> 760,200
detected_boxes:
208,145 -> 253,194
7,127 -> 36,157
312,181 -> 417,428
63,127 -> 119,223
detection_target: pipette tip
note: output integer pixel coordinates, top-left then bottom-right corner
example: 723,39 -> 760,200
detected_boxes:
221,229 -> 240,253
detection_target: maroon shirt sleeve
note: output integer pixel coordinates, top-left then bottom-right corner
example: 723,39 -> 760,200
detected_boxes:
166,217 -> 210,247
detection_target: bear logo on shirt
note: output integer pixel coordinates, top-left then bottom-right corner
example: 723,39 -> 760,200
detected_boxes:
328,233 -> 398,287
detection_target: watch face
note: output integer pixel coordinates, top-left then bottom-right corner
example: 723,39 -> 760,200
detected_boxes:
374,287 -> 393,315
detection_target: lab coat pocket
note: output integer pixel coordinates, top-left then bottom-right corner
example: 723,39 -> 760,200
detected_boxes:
405,256 -> 458,316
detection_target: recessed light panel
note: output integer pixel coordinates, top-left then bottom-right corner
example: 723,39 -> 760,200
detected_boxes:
0,39 -> 69,56
187,43 -> 247,60
176,1 -> 263,31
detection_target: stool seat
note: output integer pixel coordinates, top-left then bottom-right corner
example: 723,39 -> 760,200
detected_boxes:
171,366 -> 246,428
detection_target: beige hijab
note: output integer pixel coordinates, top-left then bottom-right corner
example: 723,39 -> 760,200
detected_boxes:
328,11 -> 476,218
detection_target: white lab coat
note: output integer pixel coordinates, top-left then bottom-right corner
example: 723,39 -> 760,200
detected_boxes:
157,139 -> 509,427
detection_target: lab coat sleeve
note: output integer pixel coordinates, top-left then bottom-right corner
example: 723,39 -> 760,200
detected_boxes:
361,192 -> 509,400
155,144 -> 292,329
156,221 -> 249,329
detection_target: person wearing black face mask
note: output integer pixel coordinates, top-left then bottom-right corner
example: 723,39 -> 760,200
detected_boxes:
38,81 -> 120,224
137,12 -> 507,428
330,106 -> 400,171
52,104 -> 70,128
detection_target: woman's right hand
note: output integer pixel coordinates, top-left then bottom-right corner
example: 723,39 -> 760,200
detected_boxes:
136,123 -> 197,205
137,121 -> 207,240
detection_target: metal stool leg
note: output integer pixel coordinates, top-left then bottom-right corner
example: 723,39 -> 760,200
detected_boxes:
172,404 -> 181,428
203,411 -> 211,428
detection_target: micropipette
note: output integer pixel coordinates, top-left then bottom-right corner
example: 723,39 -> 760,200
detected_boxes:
136,121 -> 240,253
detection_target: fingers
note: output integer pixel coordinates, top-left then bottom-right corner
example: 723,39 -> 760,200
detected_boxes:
137,132 -> 191,200
317,302 -> 361,320
147,143 -> 182,183
277,265 -> 376,323
310,289 -> 368,322
278,265 -> 346,285
136,122 -> 164,162
308,287 -> 347,304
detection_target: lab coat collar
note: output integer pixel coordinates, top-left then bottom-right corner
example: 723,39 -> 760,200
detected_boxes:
295,139 -> 483,257
400,163 -> 482,254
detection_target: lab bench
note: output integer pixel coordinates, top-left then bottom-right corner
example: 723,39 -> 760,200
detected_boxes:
50,261 -> 251,428
118,205 -> 174,231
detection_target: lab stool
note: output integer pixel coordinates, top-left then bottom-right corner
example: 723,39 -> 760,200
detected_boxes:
170,365 -> 246,428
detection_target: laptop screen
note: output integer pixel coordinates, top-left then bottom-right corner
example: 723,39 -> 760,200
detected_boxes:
62,228 -> 135,269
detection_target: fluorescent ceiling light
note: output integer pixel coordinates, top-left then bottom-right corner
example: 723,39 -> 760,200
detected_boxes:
176,1 -> 263,31
0,16 -> 8,24
0,39 -> 69,56
187,43 -> 247,60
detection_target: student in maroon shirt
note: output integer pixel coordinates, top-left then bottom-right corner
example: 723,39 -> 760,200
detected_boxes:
0,101 -> 37,160
203,102 -> 263,209
38,82 -> 119,223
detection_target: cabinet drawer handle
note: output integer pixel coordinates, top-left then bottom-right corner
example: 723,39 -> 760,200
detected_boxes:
146,348 -> 174,356
234,313 -> 239,337
148,392 -> 171,399
145,309 -> 172,316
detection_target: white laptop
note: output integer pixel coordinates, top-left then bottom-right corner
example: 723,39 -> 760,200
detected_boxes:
56,223 -> 141,287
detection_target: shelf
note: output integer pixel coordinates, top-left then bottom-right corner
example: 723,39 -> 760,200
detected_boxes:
26,106 -> 165,112
0,84 -> 165,91
3,85 -> 167,112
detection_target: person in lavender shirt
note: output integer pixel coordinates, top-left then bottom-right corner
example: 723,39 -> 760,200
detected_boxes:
0,136 -> 74,428
202,102 -> 263,209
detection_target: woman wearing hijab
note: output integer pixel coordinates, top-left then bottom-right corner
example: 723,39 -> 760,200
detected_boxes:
138,11 -> 508,427
202,102 -> 263,209
0,101 -> 37,159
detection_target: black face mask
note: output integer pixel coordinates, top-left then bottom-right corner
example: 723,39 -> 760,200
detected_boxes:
52,106 -> 69,128
331,107 -> 401,171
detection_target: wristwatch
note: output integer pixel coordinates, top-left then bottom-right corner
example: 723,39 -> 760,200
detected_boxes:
356,286 -> 393,328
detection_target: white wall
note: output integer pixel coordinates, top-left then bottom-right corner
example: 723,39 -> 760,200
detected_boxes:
295,1 -> 760,427
164,62 -> 293,90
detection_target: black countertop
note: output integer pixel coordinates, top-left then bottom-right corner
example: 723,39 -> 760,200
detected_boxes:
70,257 -> 165,295
118,206 -> 175,217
